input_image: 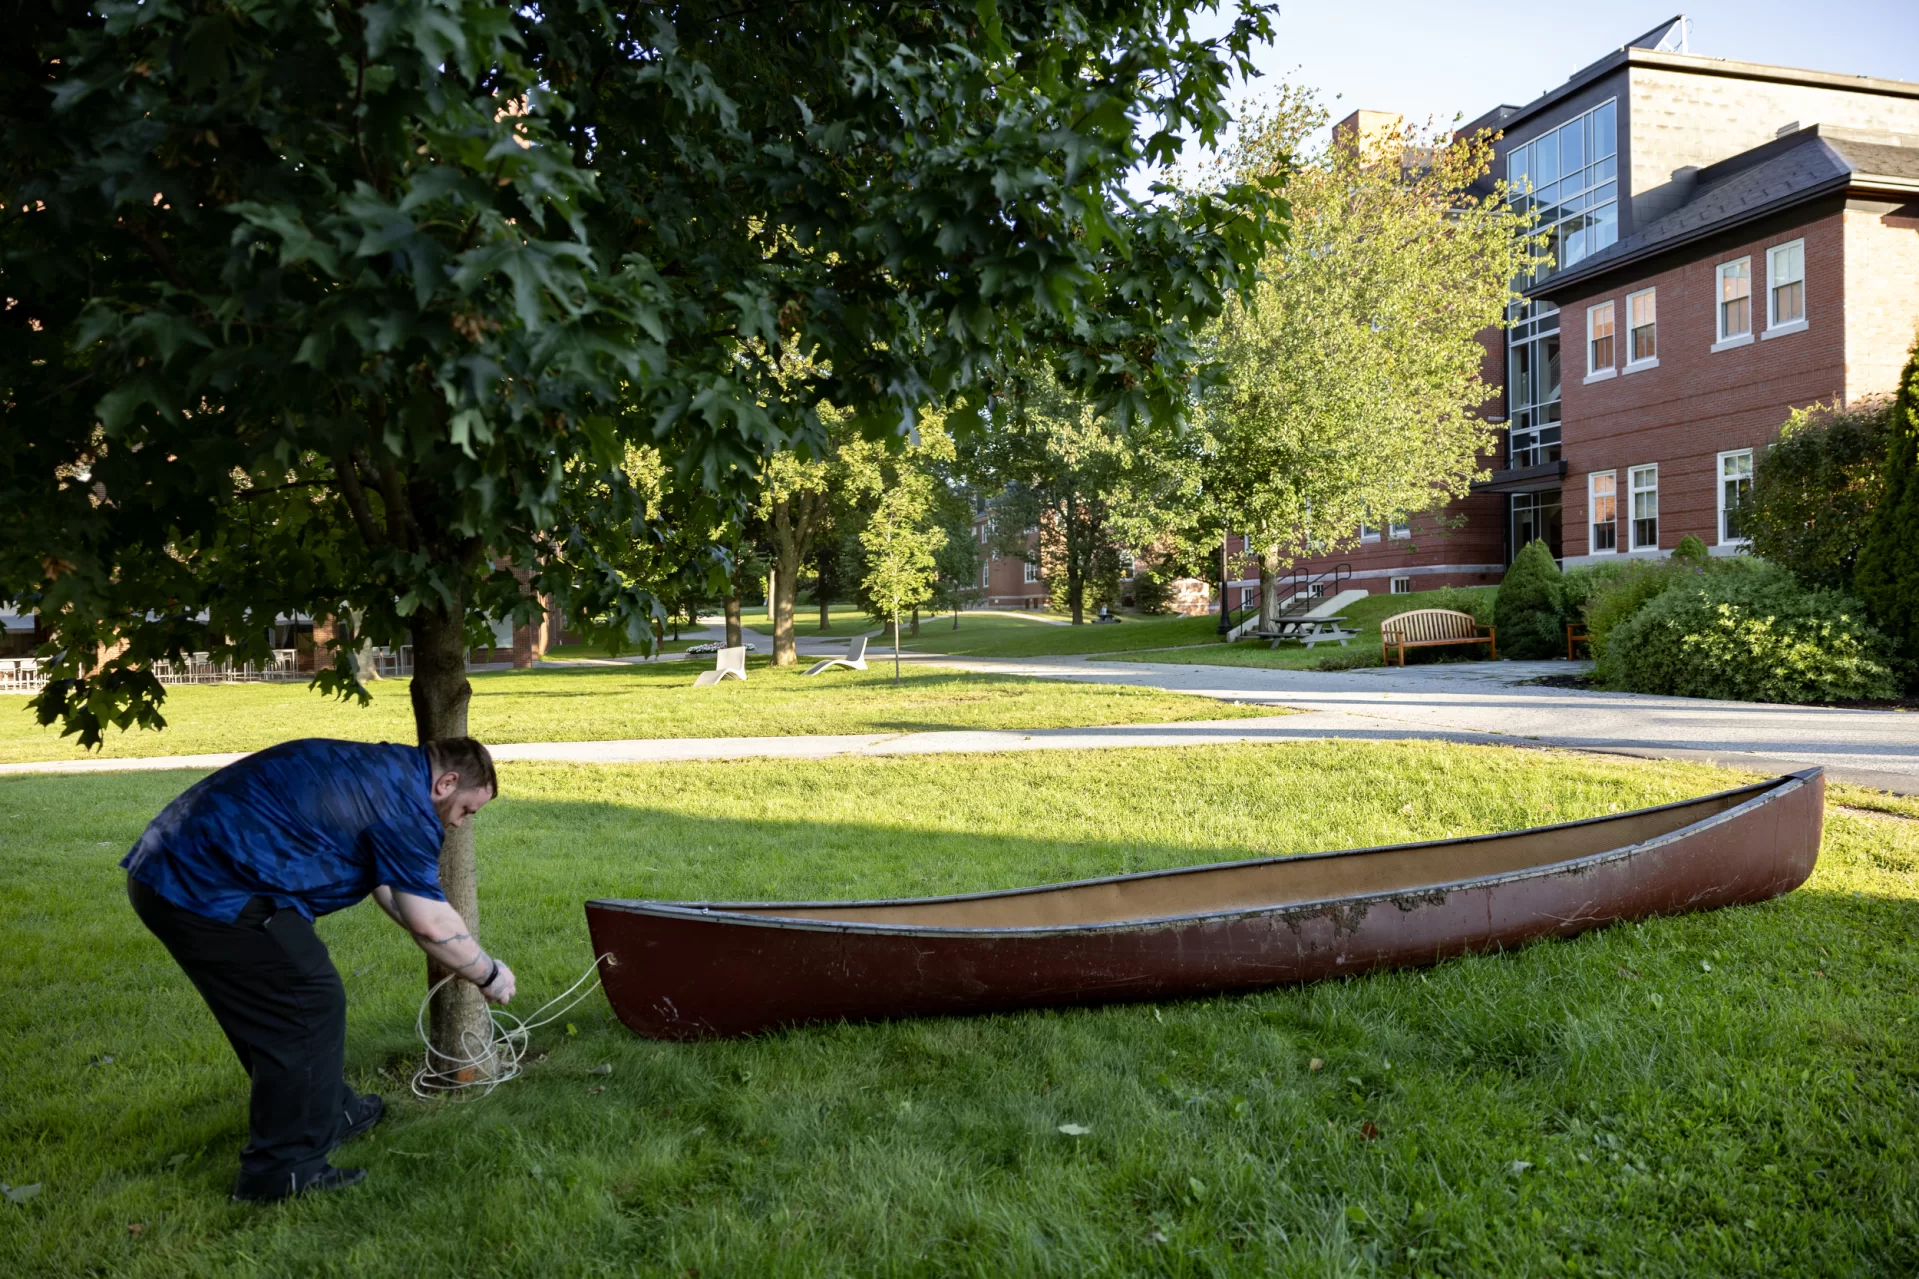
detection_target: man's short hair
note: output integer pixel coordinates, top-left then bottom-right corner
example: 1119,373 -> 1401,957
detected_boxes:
425,737 -> 498,796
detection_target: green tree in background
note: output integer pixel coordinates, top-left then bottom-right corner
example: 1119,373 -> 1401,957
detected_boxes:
1200,92 -> 1542,626
1495,539 -> 1563,660
1854,337 -> 1919,684
850,424 -> 951,679
1743,400 -> 1891,593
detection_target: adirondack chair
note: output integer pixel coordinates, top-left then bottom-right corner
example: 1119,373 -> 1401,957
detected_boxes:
692,645 -> 748,686
802,635 -> 870,676
1379,609 -> 1496,665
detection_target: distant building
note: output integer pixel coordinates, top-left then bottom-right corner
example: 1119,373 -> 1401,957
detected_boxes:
1282,15 -> 1919,593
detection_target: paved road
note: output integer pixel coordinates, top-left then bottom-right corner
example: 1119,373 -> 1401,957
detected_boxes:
888,651 -> 1919,793
5,639 -> 1912,793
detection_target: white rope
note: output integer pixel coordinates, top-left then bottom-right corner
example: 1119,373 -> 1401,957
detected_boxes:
410,955 -> 611,1101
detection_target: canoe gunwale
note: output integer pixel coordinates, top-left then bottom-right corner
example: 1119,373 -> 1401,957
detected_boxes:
586,769 -> 1819,941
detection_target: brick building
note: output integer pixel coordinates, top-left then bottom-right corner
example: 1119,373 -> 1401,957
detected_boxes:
1282,17 -> 1919,593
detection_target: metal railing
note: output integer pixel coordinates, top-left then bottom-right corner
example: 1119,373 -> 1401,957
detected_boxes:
0,646 -> 419,694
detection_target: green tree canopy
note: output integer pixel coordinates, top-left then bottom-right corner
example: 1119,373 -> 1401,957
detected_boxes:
1854,337 -> 1919,684
1197,92 -> 1541,622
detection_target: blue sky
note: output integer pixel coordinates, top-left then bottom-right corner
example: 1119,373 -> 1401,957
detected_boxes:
1162,2 -> 1918,171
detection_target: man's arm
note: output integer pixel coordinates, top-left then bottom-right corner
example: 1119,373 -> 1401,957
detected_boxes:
373,886 -> 516,1004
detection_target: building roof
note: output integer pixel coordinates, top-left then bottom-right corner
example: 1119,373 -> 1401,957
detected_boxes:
1533,125 -> 1919,299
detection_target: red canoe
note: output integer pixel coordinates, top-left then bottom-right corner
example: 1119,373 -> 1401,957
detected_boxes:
585,768 -> 1823,1040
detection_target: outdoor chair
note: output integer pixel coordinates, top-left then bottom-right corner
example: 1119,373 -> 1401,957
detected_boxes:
692,645 -> 748,686
1566,621 -> 1590,660
1379,609 -> 1496,665
801,635 -> 869,676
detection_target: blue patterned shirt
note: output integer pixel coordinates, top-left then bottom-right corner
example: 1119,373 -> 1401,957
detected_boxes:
123,738 -> 447,923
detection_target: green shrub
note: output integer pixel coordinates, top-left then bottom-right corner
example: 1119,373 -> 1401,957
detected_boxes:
1743,399 -> 1892,592
1421,585 -> 1495,625
1312,647 -> 1382,671
1559,560 -> 1636,631
1606,564 -> 1898,703
1494,540 -> 1562,658
1856,337 -> 1919,682
1671,534 -> 1710,565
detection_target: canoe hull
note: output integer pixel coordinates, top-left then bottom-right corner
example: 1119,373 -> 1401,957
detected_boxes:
586,770 -> 1822,1040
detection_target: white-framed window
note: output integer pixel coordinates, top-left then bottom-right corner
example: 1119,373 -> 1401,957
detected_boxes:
1588,471 -> 1618,553
1240,586 -> 1256,608
1389,576 -> 1412,594
1626,288 -> 1657,368
1586,300 -> 1616,377
1629,464 -> 1659,550
1022,561 -> 1038,584
1715,258 -> 1752,345
1389,517 -> 1411,540
1718,450 -> 1754,544
1767,239 -> 1806,332
980,563 -> 991,589
1360,518 -> 1380,543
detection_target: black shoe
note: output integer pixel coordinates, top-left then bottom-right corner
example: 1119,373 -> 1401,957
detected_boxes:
231,1163 -> 367,1204
337,1092 -> 385,1147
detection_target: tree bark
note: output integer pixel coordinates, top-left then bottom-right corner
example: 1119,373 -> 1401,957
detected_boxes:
819,593 -> 831,632
1259,546 -> 1284,629
769,499 -> 802,667
409,598 -> 494,1082
724,595 -> 742,649
909,605 -> 919,637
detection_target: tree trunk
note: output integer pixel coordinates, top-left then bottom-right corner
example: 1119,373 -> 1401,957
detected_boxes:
909,605 -> 919,637
818,594 -> 831,632
952,607 -> 961,629
1259,546 -> 1284,629
409,600 -> 494,1082
770,499 -> 803,667
724,595 -> 742,649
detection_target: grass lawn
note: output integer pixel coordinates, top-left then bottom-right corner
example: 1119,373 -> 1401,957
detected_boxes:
5,741 -> 1914,1275
0,663 -> 1266,765
899,609 -> 1227,658
1088,587 -> 1502,670
540,638 -> 713,661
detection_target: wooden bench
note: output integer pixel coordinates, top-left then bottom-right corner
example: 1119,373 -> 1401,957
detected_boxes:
1379,609 -> 1496,665
802,635 -> 870,676
692,645 -> 748,686
1566,621 -> 1589,660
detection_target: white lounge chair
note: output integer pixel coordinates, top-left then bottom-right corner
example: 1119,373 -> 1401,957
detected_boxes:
802,635 -> 869,676
692,645 -> 748,686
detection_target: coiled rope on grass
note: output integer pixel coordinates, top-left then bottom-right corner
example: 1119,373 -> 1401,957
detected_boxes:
410,955 -> 611,1101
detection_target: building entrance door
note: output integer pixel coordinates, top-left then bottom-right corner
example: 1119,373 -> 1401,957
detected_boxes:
1510,492 -> 1562,561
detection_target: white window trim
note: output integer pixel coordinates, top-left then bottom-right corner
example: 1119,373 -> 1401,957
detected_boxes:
1389,576 -> 1412,594
1585,300 -> 1617,377
1624,287 -> 1657,371
1628,464 -> 1659,552
1022,561 -> 1038,584
1715,257 -> 1753,344
1359,521 -> 1381,544
1587,470 -> 1618,555
1388,519 -> 1412,540
1765,238 -> 1807,335
1717,449 -> 1753,547
1583,368 -> 1617,384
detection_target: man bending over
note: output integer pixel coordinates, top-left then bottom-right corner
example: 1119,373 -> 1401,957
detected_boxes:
122,736 -> 513,1203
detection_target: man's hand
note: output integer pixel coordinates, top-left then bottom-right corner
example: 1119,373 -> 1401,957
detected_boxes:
375,886 -> 514,1004
479,961 -> 516,1005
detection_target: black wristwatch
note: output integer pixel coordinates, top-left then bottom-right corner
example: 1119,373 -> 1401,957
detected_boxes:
478,958 -> 500,991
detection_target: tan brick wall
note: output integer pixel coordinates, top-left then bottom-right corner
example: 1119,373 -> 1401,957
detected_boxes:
1555,209 -> 1854,559
1843,200 -> 1919,403
1627,67 -> 1919,229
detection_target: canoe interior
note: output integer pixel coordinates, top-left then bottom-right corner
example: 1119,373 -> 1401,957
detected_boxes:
678,779 -> 1778,931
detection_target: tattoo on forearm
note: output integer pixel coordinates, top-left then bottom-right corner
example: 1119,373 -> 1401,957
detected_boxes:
410,928 -> 473,946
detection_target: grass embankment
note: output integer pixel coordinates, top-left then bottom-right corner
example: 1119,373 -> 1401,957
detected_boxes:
0,664 -> 1264,764
5,741 -> 1914,1275
1088,588 -> 1501,669
899,609 -> 1226,658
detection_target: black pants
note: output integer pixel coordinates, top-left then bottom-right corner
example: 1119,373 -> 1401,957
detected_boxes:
128,877 -> 353,1186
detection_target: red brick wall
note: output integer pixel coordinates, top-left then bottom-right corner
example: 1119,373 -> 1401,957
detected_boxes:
1556,209 -> 1850,559
1844,200 -> 1919,403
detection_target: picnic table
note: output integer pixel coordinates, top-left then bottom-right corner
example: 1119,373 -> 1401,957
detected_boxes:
1249,615 -> 1355,648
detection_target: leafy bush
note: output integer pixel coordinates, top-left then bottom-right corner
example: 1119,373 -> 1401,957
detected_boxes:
1420,585 -> 1495,625
1606,564 -> 1898,703
1745,399 -> 1892,592
1856,338 -> 1919,680
1494,540 -> 1562,658
1671,534 -> 1710,565
1559,559 -> 1636,629
1312,647 -> 1382,671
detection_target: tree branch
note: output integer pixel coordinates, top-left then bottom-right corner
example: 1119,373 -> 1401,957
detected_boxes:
333,455 -> 384,547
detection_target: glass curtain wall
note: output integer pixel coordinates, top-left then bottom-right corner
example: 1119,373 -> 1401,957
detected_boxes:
1505,99 -> 1618,470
